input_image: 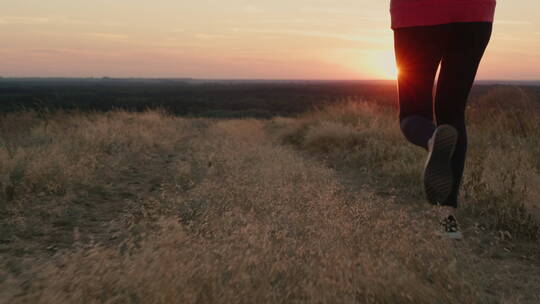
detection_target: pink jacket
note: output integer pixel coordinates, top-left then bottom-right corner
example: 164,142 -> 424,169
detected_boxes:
390,0 -> 496,29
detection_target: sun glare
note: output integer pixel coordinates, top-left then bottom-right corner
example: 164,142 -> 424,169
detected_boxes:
375,51 -> 399,80
342,49 -> 398,80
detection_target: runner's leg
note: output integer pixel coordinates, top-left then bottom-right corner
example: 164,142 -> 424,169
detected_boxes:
394,25 -> 445,149
435,22 -> 493,207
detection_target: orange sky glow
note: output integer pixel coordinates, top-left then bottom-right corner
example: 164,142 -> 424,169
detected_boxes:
1,1 -> 539,80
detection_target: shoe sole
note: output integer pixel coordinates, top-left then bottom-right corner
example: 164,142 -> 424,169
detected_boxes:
423,125 -> 458,206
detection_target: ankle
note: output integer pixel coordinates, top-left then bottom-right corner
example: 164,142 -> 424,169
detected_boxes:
437,206 -> 456,219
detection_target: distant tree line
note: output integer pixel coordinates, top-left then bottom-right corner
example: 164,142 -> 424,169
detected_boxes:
0,79 -> 538,118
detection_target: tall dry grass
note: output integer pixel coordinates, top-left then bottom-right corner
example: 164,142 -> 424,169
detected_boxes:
279,87 -> 540,239
1,86 -> 539,303
465,86 -> 540,237
0,108 -> 188,259
0,108 -> 180,201
3,110 -> 486,303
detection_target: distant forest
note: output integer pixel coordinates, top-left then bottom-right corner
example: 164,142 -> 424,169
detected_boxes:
1,78 -> 539,118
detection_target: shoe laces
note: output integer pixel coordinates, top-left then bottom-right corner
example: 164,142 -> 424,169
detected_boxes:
441,215 -> 460,233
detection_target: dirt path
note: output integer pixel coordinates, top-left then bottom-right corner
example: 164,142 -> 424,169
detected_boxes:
2,114 -> 539,303
264,120 -> 540,303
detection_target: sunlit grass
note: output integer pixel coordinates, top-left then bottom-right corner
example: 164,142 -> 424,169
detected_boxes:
1,86 -> 539,302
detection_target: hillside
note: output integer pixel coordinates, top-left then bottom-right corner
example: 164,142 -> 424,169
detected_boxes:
1,88 -> 539,303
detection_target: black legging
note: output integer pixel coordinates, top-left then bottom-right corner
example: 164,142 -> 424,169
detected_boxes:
394,22 -> 493,207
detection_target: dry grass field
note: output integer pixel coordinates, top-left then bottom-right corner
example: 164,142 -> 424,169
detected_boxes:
1,86 -> 539,303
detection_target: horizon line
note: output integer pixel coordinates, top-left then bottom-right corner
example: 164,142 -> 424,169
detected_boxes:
1,77 -> 539,83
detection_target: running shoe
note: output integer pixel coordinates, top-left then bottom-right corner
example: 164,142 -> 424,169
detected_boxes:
440,214 -> 463,240
423,125 -> 458,206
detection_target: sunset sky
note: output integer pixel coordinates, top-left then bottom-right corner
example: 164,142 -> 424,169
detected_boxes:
1,1 -> 539,80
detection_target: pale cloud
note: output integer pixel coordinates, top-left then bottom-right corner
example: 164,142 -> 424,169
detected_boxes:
0,16 -> 127,27
492,47 -> 539,56
49,17 -> 93,26
242,5 -> 264,14
495,20 -> 534,25
195,33 -> 231,40
86,33 -> 129,41
240,17 -> 373,26
2,47 -> 112,58
28,48 -> 70,54
253,18 -> 317,24
0,16 -> 50,24
300,7 -> 386,21
493,34 -> 532,42
229,28 -> 387,44
98,21 -> 127,28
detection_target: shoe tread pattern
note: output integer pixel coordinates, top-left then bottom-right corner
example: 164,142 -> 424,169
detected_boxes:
423,125 -> 458,205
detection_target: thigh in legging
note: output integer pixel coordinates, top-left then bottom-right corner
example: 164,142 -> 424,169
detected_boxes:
394,26 -> 444,121
435,23 -> 493,126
